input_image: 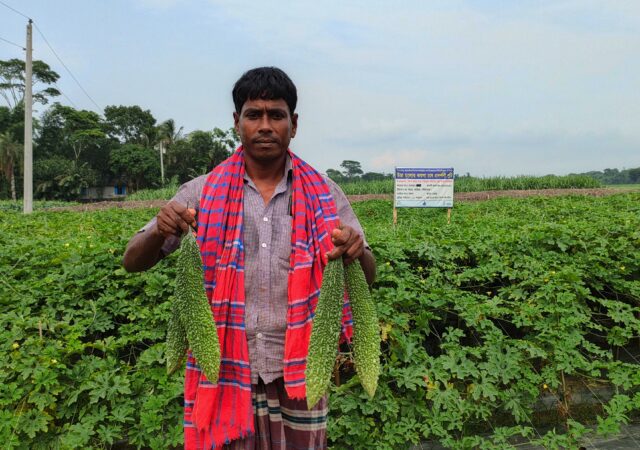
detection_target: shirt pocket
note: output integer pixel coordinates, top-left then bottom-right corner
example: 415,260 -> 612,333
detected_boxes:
273,215 -> 293,263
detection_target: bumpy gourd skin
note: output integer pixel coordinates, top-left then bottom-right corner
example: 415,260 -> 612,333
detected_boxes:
166,301 -> 188,375
344,260 -> 381,398
305,258 -> 345,409
172,231 -> 220,383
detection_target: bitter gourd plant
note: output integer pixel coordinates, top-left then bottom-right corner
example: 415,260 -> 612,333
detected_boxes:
344,260 -> 380,398
306,258 -> 345,409
168,230 -> 221,383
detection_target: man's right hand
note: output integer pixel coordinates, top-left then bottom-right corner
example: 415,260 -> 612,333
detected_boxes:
155,201 -> 197,239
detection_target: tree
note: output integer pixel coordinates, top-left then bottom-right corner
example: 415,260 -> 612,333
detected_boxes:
209,127 -> 239,169
340,160 -> 363,180
165,127 -> 238,183
0,58 -> 60,108
34,157 -> 97,200
109,144 -> 160,191
0,131 -> 21,200
628,167 -> 640,184
157,118 -> 183,147
104,105 -> 157,145
38,103 -> 106,163
326,168 -> 345,183
361,171 -> 390,182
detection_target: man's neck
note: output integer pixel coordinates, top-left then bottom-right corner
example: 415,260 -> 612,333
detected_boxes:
244,153 -> 287,184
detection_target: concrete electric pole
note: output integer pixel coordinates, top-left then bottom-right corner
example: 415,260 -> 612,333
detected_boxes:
23,19 -> 33,214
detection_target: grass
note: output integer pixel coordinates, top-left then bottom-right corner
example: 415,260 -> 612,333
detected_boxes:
0,200 -> 80,212
605,184 -> 640,190
338,174 -> 602,195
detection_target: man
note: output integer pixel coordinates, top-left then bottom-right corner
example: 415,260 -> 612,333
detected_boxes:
123,67 -> 375,449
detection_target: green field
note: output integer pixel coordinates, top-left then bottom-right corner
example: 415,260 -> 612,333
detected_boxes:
605,184 -> 640,190
126,174 -> 603,200
1,193 -> 639,449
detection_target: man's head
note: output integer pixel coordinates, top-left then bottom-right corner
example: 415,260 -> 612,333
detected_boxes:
232,67 -> 297,115
232,67 -> 299,165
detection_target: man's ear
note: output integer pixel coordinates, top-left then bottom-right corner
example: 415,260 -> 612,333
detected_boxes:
233,111 -> 240,133
291,113 -> 298,138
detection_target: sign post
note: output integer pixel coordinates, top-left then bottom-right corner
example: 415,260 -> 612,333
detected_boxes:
393,167 -> 454,225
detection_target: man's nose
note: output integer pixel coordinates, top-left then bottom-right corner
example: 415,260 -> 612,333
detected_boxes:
258,115 -> 273,133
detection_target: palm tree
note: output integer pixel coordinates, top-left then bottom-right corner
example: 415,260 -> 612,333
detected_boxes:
0,131 -> 21,201
157,119 -> 183,147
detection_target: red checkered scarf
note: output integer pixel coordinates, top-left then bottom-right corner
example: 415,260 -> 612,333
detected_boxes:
183,148 -> 354,449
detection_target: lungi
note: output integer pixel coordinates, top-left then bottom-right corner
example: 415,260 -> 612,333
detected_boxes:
221,377 -> 328,450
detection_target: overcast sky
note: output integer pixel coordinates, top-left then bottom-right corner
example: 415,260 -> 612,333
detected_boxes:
1,0 -> 639,176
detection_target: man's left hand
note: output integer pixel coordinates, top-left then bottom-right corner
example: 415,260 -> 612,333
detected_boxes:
326,225 -> 364,265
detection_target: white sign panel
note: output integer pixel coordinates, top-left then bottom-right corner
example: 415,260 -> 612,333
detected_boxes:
394,168 -> 454,208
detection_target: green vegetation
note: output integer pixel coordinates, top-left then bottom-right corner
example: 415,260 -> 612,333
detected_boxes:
574,167 -> 640,185
338,174 -> 602,195
0,57 -> 239,201
0,199 -> 79,212
126,178 -> 180,201
606,184 -> 640,190
1,192 -> 639,448
122,173 -> 604,201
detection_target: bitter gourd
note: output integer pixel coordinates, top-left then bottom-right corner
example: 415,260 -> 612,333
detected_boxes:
344,260 -> 380,398
173,231 -> 221,383
305,257 -> 345,409
166,300 -> 188,375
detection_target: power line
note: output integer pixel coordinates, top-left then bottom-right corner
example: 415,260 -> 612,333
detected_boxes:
32,23 -> 102,112
0,0 -> 30,20
0,35 -> 25,50
0,0 -> 101,112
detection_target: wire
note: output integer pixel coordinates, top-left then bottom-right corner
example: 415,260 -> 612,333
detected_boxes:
0,0 -> 30,19
59,90 -> 77,108
0,36 -> 25,50
0,1 -> 91,111
32,23 -> 102,112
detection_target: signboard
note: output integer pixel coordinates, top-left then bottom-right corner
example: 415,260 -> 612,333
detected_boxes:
394,167 -> 454,208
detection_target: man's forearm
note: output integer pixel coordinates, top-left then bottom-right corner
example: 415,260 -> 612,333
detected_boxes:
359,248 -> 376,286
122,225 -> 166,272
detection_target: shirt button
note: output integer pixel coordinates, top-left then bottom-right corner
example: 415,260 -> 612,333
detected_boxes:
261,243 -> 267,248
257,332 -> 264,339
263,217 -> 269,222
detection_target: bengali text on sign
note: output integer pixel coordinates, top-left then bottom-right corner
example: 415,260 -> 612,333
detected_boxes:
394,168 -> 454,208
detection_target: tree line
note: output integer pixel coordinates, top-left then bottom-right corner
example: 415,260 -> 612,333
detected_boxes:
325,160 -> 392,183
0,58 -> 238,201
570,167 -> 640,185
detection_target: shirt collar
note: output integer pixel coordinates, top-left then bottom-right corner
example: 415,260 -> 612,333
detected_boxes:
243,153 -> 292,193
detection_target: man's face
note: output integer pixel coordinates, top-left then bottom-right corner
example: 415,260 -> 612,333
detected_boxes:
233,98 -> 298,164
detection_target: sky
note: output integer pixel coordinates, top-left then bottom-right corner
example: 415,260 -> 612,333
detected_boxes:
1,0 -> 639,176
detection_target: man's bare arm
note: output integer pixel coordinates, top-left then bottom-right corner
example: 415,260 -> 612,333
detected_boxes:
122,202 -> 196,272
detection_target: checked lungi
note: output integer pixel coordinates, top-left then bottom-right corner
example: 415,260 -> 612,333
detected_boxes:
221,377 -> 328,450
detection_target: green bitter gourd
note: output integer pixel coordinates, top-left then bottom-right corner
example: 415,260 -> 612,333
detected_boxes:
172,231 -> 221,383
344,260 -> 380,398
305,258 -> 345,409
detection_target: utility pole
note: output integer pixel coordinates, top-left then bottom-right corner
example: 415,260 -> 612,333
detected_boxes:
23,19 -> 33,214
160,140 -> 165,185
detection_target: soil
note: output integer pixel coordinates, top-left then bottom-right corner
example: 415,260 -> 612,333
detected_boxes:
51,188 -> 636,212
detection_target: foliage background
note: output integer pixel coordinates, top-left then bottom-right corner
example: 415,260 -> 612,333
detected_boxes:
1,194 -> 639,449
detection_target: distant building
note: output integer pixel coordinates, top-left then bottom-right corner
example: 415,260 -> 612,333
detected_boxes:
80,183 -> 127,201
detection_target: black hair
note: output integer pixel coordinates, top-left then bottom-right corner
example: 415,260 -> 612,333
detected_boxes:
232,67 -> 297,115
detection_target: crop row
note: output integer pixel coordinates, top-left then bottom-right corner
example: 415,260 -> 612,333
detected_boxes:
0,193 -> 638,448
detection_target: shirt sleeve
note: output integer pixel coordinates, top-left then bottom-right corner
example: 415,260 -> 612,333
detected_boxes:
325,176 -> 370,249
137,175 -> 207,257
